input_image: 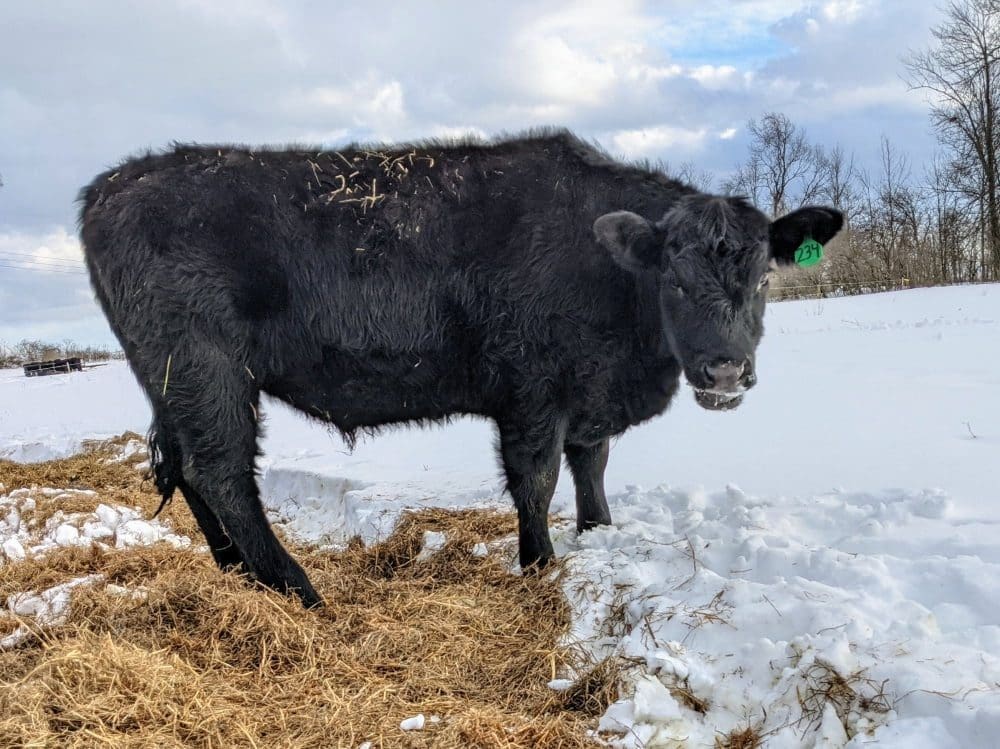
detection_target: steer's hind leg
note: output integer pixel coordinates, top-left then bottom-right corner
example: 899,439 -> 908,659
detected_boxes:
149,417 -> 245,570
179,480 -> 246,571
565,439 -> 613,534
498,416 -> 565,571
163,350 -> 321,608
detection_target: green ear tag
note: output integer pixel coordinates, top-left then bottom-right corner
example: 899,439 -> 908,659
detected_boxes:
795,238 -> 823,267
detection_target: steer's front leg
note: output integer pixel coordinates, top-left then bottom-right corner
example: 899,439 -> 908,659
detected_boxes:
565,439 -> 612,533
497,416 -> 565,570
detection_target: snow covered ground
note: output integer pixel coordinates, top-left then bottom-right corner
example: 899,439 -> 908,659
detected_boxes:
2,284 -> 999,746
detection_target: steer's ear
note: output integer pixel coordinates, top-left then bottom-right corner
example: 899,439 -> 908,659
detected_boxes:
769,206 -> 844,267
594,211 -> 662,272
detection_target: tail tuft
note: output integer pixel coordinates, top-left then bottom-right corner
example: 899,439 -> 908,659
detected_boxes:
147,420 -> 181,517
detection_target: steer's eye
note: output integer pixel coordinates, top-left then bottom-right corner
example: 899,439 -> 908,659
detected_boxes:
673,284 -> 685,299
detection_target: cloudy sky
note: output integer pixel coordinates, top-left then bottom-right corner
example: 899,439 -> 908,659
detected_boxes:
1,0 -> 943,348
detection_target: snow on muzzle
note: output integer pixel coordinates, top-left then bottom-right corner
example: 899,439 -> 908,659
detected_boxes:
692,389 -> 744,411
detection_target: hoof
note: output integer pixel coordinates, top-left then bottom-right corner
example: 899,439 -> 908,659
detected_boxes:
520,555 -> 553,575
576,517 -> 612,534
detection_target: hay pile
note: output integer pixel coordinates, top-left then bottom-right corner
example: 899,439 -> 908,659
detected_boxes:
0,442 -> 612,747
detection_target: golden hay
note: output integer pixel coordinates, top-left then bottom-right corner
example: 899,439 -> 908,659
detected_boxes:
795,659 -> 892,738
0,434 -> 145,493
0,434 -> 204,541
0,442 -> 614,747
715,725 -> 762,749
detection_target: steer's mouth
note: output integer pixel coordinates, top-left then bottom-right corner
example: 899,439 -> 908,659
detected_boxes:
692,388 -> 744,411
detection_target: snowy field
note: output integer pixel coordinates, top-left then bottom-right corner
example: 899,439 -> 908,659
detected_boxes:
2,283 -> 999,747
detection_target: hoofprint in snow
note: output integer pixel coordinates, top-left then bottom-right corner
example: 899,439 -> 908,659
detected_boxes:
2,284 -> 999,746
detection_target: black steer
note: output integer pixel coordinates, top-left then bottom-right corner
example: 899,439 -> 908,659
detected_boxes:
79,130 -> 842,607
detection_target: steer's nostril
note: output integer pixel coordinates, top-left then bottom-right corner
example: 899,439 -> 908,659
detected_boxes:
702,363 -> 716,386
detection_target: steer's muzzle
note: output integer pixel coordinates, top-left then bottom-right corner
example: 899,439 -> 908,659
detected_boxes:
690,358 -> 756,411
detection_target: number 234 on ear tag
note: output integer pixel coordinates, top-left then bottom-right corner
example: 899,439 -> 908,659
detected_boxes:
795,238 -> 824,267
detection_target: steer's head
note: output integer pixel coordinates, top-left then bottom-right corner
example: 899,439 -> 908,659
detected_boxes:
595,195 -> 843,411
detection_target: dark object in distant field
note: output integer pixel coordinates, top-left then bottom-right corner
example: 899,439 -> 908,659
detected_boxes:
23,357 -> 84,377
78,129 -> 842,608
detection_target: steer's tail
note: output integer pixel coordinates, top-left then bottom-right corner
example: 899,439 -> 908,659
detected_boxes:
147,417 -> 183,518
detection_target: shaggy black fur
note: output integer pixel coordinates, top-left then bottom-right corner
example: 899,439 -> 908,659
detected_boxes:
79,129 -> 842,607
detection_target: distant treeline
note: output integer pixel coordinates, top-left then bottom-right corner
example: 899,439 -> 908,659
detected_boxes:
0,340 -> 124,368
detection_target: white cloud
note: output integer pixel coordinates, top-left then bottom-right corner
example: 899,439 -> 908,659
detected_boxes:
611,125 -> 709,158
657,0 -> 812,51
624,63 -> 683,83
0,227 -> 83,265
523,0 -> 650,44
287,78 -> 407,131
822,0 -> 868,23
688,65 -> 743,91
824,81 -> 927,112
0,228 -> 110,347
509,0 -> 653,108
291,128 -> 351,146
719,128 -> 738,140
430,125 -> 490,141
514,34 -> 619,106
174,0 -> 305,65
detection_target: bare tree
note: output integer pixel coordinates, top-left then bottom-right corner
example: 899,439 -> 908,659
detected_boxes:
674,161 -> 717,193
658,160 -> 717,192
857,137 -> 919,279
725,149 -> 764,207
725,112 -> 826,217
821,145 -> 858,213
925,153 -> 978,280
905,0 -> 1000,279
